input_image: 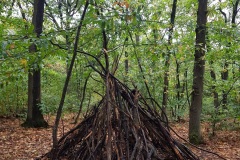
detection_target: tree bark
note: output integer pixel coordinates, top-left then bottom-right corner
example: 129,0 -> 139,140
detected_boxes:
22,0 -> 48,128
210,61 -> 219,108
218,0 -> 239,109
175,60 -> 181,120
221,61 -> 228,109
161,0 -> 178,121
125,51 -> 128,79
189,0 -> 208,144
52,0 -> 89,157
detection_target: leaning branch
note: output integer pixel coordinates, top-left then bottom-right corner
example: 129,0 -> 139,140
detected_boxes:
51,0 -> 90,158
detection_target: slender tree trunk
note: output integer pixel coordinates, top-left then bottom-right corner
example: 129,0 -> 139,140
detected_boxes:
52,1 -> 89,155
221,61 -> 228,109
206,29 -> 219,110
210,62 -> 219,109
124,51 -> 129,82
22,0 -> 48,128
218,0 -> 239,109
74,73 -> 90,124
189,0 -> 208,144
206,26 -> 219,135
161,0 -> 178,120
210,60 -> 219,135
175,60 -> 181,120
162,59 -> 170,120
65,7 -> 71,75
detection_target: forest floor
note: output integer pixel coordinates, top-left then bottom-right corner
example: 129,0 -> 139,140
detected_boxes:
0,114 -> 239,160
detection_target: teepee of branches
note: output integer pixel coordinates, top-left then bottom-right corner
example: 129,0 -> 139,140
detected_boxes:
41,68 -> 199,159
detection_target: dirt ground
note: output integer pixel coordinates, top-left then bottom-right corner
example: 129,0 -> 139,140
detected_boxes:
170,120 -> 240,160
0,115 -> 239,160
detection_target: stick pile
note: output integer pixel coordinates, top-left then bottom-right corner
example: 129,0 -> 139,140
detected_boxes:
42,74 -> 199,160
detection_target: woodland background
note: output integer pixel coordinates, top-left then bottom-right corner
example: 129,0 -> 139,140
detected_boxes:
0,0 -> 239,159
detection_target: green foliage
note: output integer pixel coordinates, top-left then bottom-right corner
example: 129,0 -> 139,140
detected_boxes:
0,0 -> 239,134
0,73 -> 27,117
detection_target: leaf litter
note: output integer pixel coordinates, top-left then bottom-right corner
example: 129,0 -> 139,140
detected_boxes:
0,115 -> 239,160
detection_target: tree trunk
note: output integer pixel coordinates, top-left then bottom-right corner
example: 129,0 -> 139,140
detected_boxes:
52,0 -> 89,155
210,60 -> 219,135
210,62 -> 219,108
175,60 -> 181,120
162,59 -> 170,120
161,0 -> 178,121
125,51 -> 128,78
221,61 -> 228,109
189,0 -> 208,144
22,0 -> 48,128
218,0 -> 239,109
